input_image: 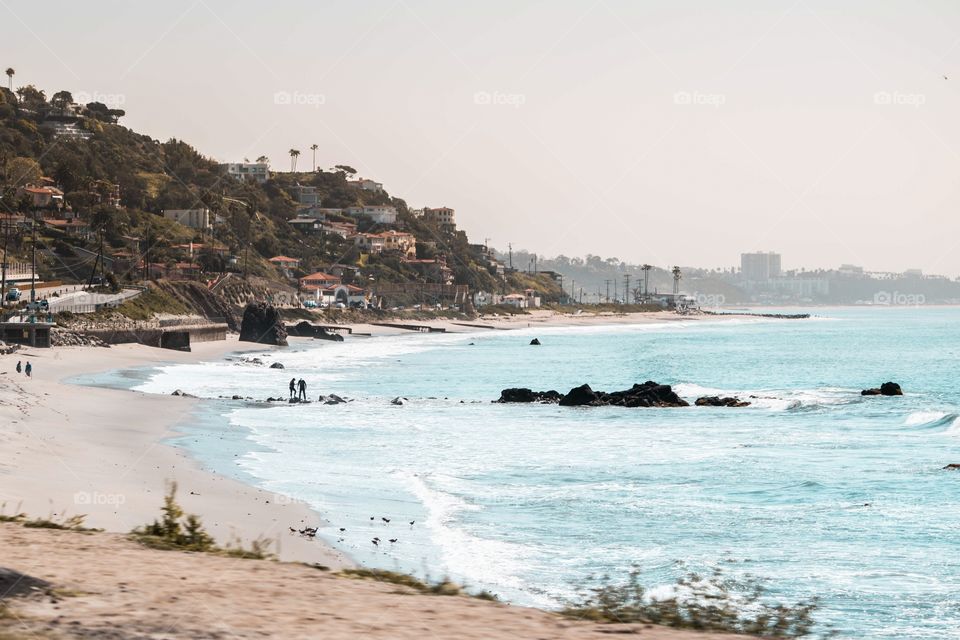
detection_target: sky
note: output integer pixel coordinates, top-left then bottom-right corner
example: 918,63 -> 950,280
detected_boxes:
4,0 -> 960,275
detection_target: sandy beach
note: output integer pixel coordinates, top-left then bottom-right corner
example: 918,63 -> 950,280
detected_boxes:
0,309 -> 752,638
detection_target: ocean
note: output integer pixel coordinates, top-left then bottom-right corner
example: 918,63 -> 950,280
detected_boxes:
82,307 -> 960,639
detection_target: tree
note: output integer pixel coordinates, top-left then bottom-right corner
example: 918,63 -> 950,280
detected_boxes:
310,144 -> 318,172
4,68 -> 12,91
4,157 -> 42,188
256,155 -> 269,165
334,164 -> 357,177
289,148 -> 300,172
15,85 -> 45,111
50,90 -> 73,110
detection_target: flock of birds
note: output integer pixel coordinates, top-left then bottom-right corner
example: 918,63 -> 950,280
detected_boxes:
290,516 -> 416,547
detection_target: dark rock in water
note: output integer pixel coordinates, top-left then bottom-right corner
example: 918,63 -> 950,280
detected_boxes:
239,302 -> 288,346
391,397 -> 407,406
321,394 -> 347,405
232,395 -> 244,400
288,320 -> 345,342
695,395 -> 751,407
559,384 -> 599,406
171,389 -> 196,397
861,382 -> 903,396
270,362 -> 285,369
499,381 -> 688,408
600,381 -> 689,408
943,463 -> 960,470
529,338 -> 541,346
880,382 -> 903,396
496,388 -> 562,403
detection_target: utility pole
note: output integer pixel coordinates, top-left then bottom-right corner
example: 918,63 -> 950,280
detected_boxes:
624,274 -> 631,305
558,274 -> 564,303
508,243 -> 513,271
604,280 -> 610,303
641,264 -> 651,301
30,210 -> 37,304
1,217 -> 9,309
571,279 -> 575,305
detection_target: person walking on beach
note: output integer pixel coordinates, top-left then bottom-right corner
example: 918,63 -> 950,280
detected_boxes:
24,361 -> 32,378
298,378 -> 307,401
15,361 -> 21,374
289,378 -> 296,399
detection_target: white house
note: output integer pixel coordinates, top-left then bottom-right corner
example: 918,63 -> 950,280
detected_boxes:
423,206 -> 455,229
348,178 -> 383,193
162,208 -> 212,230
346,205 -> 398,225
220,163 -> 270,184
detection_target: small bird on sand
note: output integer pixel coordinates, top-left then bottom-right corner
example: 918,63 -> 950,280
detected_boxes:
372,539 -> 379,546
339,527 -> 346,532
370,516 -> 374,521
382,517 -> 391,523
409,521 -> 415,526
389,538 -> 397,543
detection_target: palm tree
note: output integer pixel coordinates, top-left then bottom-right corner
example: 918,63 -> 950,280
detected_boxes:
309,144 -> 318,172
4,68 -> 13,91
289,148 -> 300,172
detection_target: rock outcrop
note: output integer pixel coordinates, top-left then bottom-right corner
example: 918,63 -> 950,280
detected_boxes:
498,381 -> 688,407
695,395 -> 751,407
529,338 -> 541,346
861,382 -> 903,396
239,302 -> 287,346
496,388 -> 562,403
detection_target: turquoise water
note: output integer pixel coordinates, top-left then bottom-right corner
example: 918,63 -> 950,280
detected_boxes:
108,308 -> 960,638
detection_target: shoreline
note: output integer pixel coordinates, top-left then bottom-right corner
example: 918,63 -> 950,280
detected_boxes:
0,309 -> 761,573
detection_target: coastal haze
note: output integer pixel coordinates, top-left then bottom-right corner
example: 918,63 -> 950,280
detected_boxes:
3,3 -> 960,640
5,0 -> 960,274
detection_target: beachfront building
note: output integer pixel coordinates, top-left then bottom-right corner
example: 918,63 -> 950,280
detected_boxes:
299,271 -> 341,290
423,206 -> 456,230
220,162 -> 270,184
348,177 -> 383,193
162,208 -> 212,230
288,216 -> 323,233
346,205 -> 398,225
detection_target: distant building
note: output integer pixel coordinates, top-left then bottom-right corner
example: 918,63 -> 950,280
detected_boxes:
904,268 -> 923,277
346,205 -> 398,225
269,255 -> 301,277
741,251 -> 781,282
352,231 -> 416,258
162,208 -> 212,230
19,185 -> 64,209
839,264 -> 864,275
348,178 -> 383,193
220,162 -> 270,184
291,184 -> 319,206
423,206 -> 455,230
299,271 -> 341,290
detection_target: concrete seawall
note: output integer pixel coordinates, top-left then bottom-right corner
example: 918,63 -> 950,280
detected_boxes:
81,323 -> 229,351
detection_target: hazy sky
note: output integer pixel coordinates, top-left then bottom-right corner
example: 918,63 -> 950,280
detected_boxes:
4,0 -> 960,275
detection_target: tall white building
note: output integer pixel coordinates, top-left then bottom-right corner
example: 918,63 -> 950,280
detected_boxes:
346,205 -> 397,225
741,251 -> 781,282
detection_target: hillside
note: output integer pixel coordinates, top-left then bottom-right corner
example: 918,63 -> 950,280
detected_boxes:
0,80 -> 560,319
